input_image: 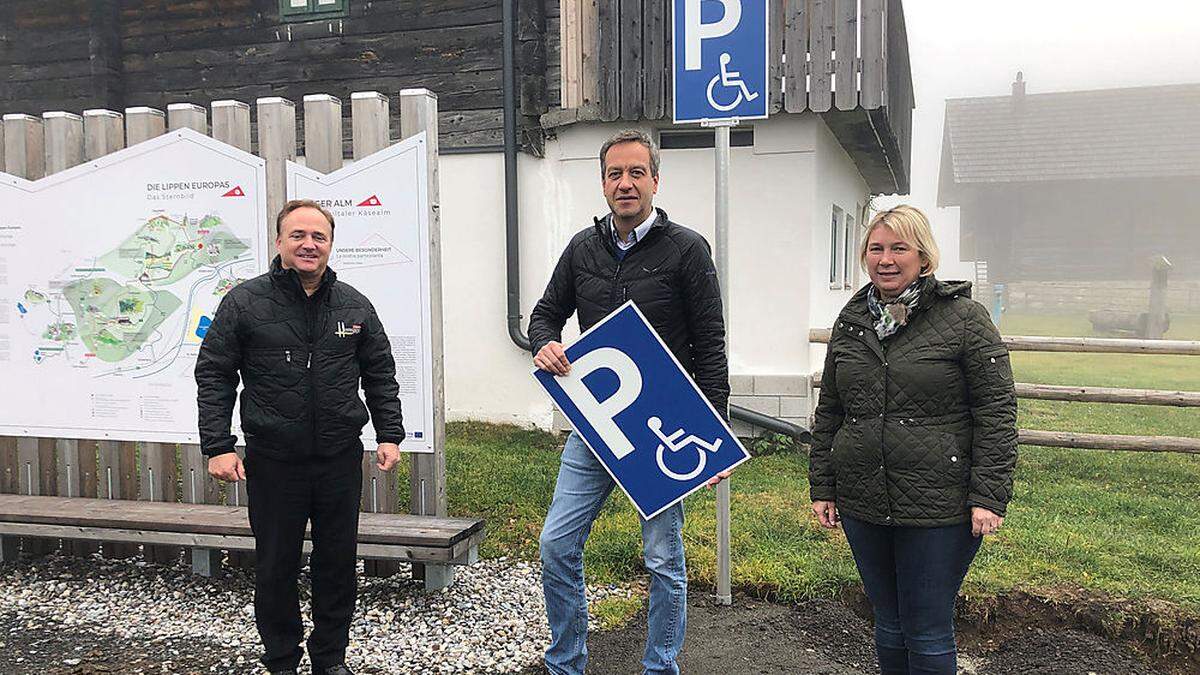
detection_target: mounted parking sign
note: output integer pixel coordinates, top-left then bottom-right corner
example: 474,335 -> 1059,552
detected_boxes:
533,302 -> 750,520
673,0 -> 770,123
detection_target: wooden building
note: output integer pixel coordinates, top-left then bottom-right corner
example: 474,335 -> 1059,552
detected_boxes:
938,76 -> 1200,310
0,0 -> 552,150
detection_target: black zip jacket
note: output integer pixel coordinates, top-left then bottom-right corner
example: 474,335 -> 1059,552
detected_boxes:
528,208 -> 730,415
195,256 -> 405,459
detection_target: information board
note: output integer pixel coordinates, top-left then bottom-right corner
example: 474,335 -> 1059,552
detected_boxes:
286,132 -> 435,453
0,129 -> 267,442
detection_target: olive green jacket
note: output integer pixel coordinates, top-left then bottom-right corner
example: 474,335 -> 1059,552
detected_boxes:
808,277 -> 1018,527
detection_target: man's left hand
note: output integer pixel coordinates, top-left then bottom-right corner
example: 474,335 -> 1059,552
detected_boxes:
706,469 -> 733,487
376,442 -> 401,471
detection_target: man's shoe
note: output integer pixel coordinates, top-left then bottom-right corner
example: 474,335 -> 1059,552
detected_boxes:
320,666 -> 355,675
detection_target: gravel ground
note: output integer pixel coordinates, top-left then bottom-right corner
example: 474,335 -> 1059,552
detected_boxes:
0,553 -> 631,674
0,554 -> 1175,674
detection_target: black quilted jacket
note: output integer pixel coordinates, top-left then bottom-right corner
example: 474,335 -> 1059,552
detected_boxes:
808,277 -> 1018,526
195,256 -> 405,459
528,209 -> 729,414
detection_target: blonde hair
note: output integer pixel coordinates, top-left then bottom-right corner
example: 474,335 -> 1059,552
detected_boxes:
859,205 -> 940,276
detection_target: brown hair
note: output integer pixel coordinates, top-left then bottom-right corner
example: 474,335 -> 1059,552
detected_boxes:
599,129 -> 660,177
275,199 -> 335,236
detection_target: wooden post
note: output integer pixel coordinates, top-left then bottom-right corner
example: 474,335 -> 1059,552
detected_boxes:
212,101 -> 253,152
859,0 -> 885,109
0,435 -> 15,564
37,111 -> 87,556
597,0 -> 621,121
83,109 -> 125,161
833,0 -> 858,111
4,113 -> 49,556
42,112 -> 84,174
784,0 -> 810,113
809,0 -> 834,113
3,114 -> 46,179
400,89 -> 449,588
768,0 -> 784,112
350,91 -> 400,578
618,0 -> 642,121
97,440 -> 139,558
351,92 -> 389,161
642,0 -> 666,118
1146,256 -> 1171,339
16,438 -> 56,555
562,0 -> 582,108
257,97 -> 297,255
303,94 -> 344,174
0,434 -> 17,562
167,103 -> 208,135
182,445 -> 222,575
140,443 -> 180,564
581,0 -> 600,107
124,107 -> 166,146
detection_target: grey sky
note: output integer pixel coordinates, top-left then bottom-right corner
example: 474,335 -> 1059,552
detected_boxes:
878,0 -> 1200,278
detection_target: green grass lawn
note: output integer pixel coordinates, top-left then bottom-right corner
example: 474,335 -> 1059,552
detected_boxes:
430,311 -> 1200,615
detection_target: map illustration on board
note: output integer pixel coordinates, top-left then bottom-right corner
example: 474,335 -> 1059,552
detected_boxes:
18,212 -> 251,375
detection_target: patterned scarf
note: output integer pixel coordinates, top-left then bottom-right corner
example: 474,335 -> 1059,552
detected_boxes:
867,279 -> 922,341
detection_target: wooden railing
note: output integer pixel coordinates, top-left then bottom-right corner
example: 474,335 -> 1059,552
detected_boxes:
808,329 -> 1200,455
558,0 -> 914,126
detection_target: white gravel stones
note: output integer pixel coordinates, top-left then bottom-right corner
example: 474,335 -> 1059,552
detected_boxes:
0,554 -> 636,674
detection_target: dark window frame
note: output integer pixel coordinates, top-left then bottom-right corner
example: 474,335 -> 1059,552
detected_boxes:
280,0 -> 349,22
658,128 -> 755,150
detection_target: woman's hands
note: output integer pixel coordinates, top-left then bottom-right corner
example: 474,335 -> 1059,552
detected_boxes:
812,500 -> 840,529
971,506 -> 1004,537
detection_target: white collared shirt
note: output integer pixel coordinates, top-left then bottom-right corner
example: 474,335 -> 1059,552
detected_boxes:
612,210 -> 657,251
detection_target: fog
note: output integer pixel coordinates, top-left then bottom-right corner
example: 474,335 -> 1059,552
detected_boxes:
879,0 -> 1200,285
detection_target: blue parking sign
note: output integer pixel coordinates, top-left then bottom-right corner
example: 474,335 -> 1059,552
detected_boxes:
673,0 -> 770,123
533,302 -> 750,520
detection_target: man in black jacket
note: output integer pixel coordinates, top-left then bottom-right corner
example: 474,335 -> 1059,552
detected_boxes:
530,130 -> 729,675
195,199 -> 404,675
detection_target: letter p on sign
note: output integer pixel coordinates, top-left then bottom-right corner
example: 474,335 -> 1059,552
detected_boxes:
684,0 -> 742,70
556,347 -> 643,460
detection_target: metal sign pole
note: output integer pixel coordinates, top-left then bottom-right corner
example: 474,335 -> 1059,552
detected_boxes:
705,117 -> 737,606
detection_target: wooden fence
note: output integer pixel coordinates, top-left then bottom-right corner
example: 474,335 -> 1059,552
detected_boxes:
558,0 -> 912,121
808,329 -> 1200,455
0,90 -> 446,575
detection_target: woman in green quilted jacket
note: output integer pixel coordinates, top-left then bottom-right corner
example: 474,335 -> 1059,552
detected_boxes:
808,205 -> 1018,675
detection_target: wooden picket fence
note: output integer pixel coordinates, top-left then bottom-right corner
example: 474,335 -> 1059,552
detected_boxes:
808,329 -> 1200,455
0,89 -> 447,576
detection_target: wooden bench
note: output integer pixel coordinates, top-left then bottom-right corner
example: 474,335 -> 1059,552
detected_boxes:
0,495 -> 484,591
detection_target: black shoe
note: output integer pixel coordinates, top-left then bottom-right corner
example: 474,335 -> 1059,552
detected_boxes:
319,666 -> 354,675
268,670 -> 298,675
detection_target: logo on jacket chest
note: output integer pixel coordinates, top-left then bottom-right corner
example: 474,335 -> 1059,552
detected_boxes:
335,321 -> 362,337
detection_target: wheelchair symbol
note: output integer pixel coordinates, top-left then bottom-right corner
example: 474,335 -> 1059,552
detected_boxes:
647,416 -> 723,482
706,52 -> 760,112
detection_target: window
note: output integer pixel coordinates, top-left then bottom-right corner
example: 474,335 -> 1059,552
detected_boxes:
829,205 -> 844,288
280,0 -> 348,21
658,128 -> 755,149
843,206 -> 859,290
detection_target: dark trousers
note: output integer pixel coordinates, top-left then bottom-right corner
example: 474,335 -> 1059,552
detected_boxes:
840,515 -> 981,675
245,451 -> 362,672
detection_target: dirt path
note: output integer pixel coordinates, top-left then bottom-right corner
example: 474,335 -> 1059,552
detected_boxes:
579,592 -> 1170,675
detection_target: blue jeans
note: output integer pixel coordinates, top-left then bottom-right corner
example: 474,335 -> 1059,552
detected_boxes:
840,515 -> 982,675
540,432 -> 687,675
